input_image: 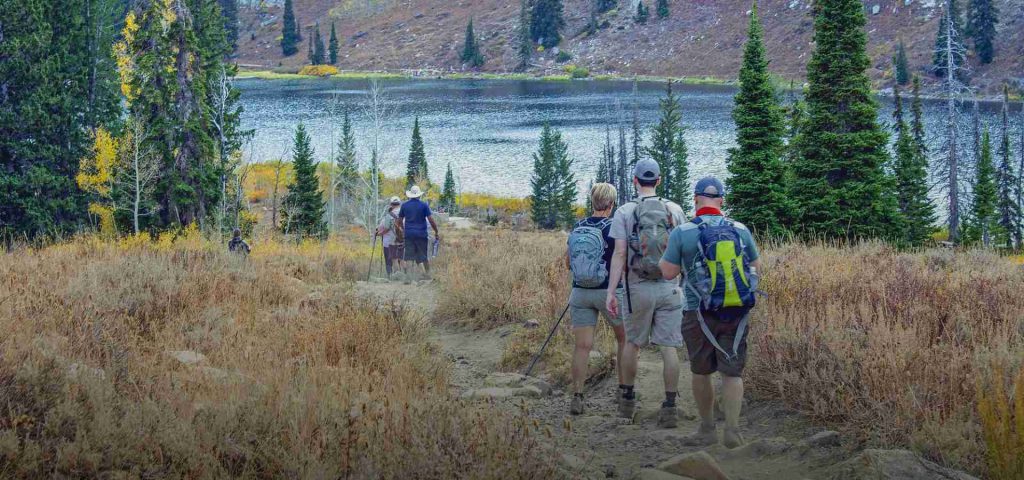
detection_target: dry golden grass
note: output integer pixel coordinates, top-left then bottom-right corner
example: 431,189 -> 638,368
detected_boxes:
0,233 -> 564,479
439,231 -> 1023,477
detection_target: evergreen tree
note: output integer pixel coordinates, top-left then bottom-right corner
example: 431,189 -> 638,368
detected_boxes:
517,0 -> 533,70
283,124 -> 326,237
656,0 -> 669,19
336,110 -> 359,197
406,117 -> 428,187
635,1 -> 650,24
790,0 -> 900,241
726,4 -> 790,237
531,0 -> 565,49
461,18 -> 485,67
440,164 -> 458,213
310,23 -> 325,65
618,123 -> 631,205
281,0 -> 299,56
965,0 -> 998,64
597,0 -> 617,14
911,76 -> 928,162
646,82 -> 689,209
531,124 -> 577,229
892,86 -> 936,246
893,40 -> 910,86
932,0 -> 965,78
996,86 -> 1018,247
970,128 -> 996,246
328,22 -> 339,64
631,91 -> 645,166
219,0 -> 239,51
603,126 -> 617,186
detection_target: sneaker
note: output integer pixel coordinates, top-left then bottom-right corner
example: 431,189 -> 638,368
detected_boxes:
657,405 -> 678,429
570,395 -> 586,415
681,423 -> 718,446
723,426 -> 745,449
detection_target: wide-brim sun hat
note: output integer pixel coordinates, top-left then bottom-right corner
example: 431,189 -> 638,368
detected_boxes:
406,185 -> 424,198
389,196 -> 402,205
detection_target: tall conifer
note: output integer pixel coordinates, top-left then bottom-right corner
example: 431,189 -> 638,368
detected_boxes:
791,0 -> 900,240
517,0 -> 533,69
932,0 -> 965,78
971,128 -> 997,246
440,164 -> 458,213
996,86 -> 1018,246
656,0 -> 669,19
893,86 -> 936,246
530,0 -> 565,48
530,124 -> 577,229
281,0 -> 299,56
965,0 -> 998,64
406,117 -> 428,187
726,4 -> 790,237
893,40 -> 910,86
646,82 -> 690,210
328,22 -> 339,64
461,18 -> 485,67
283,124 -> 326,237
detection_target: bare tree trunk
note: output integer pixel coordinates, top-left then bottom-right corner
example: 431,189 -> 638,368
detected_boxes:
945,3 -> 960,245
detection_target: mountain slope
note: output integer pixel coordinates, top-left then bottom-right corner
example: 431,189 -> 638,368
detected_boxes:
236,0 -> 1022,92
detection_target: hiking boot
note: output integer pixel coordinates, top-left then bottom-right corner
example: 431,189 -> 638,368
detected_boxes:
570,395 -> 586,415
657,405 -> 678,429
681,423 -> 718,446
723,426 -> 745,449
617,395 -> 638,420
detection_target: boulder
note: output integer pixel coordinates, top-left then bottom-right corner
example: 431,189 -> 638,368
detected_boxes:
460,386 -> 543,400
872,4 -> 881,14
657,451 -> 731,480
481,372 -> 553,394
523,319 -> 541,328
709,437 -> 793,460
824,449 -> 980,480
166,350 -> 206,365
803,430 -> 841,448
632,469 -> 694,480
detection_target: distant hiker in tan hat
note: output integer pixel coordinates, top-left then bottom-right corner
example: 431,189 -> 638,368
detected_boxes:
397,185 -> 440,282
376,196 -> 405,280
565,182 -> 627,415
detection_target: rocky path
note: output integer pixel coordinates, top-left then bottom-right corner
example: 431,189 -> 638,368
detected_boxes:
353,280 -> 979,480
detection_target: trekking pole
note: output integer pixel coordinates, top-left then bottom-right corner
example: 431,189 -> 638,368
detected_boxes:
367,233 -> 378,281
523,303 -> 571,377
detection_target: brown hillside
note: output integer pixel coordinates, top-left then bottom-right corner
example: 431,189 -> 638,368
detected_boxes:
236,0 -> 1023,92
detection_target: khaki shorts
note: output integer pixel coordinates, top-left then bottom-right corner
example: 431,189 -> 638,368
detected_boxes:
569,288 -> 623,328
623,280 -> 683,348
682,310 -> 748,377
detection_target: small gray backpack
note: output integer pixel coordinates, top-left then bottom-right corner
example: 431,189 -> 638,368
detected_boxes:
568,219 -> 611,288
629,197 -> 674,280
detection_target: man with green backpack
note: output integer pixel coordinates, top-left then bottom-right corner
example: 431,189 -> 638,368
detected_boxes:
659,177 -> 761,449
605,159 -> 687,428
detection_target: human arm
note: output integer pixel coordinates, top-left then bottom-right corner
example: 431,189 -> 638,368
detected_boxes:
428,216 -> 440,242
659,228 -> 685,281
605,238 -> 628,318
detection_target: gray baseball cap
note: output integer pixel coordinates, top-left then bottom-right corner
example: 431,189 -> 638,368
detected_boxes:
633,158 -> 661,181
694,177 -> 726,198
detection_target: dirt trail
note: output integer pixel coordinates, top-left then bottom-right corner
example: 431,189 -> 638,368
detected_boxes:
353,280 -> 973,480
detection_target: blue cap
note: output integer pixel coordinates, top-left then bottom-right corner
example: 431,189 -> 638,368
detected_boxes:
633,158 -> 661,181
694,177 -> 726,198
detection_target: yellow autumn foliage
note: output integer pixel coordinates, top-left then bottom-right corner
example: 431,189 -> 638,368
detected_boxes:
298,65 -> 340,77
114,12 -> 140,102
77,127 -> 119,198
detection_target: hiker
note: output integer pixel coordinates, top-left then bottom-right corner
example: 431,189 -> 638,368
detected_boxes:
605,159 -> 687,428
397,185 -> 441,282
376,196 -> 405,280
566,183 -> 628,416
227,228 -> 250,256
659,177 -> 761,449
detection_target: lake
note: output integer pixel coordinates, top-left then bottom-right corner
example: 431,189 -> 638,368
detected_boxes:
237,77 -> 1021,201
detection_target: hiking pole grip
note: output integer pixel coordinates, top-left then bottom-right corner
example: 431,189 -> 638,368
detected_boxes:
523,303 -> 571,377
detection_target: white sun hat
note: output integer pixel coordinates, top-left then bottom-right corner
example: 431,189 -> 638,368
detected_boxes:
405,185 -> 425,198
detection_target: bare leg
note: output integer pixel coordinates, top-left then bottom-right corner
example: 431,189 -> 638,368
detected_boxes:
692,373 -> 715,426
660,346 -> 680,394
621,342 -> 640,386
571,327 -> 596,394
721,376 -> 744,429
612,325 -> 626,385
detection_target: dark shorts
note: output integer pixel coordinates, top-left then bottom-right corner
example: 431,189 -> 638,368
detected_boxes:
404,236 -> 429,263
682,310 -> 749,377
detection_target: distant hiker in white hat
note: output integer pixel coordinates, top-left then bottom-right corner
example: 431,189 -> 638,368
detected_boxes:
397,185 -> 441,282
376,196 -> 405,280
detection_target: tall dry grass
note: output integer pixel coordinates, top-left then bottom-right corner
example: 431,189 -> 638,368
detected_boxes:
0,233 -> 563,478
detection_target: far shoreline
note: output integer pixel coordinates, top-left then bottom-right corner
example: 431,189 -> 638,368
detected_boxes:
233,67 -> 736,86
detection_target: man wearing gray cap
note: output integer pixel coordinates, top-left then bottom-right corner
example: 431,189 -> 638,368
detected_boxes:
605,158 -> 687,428
659,176 -> 761,449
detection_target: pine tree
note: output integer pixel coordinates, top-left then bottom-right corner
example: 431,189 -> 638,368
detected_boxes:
791,0 -> 900,241
531,124 -> 577,229
531,0 -> 565,49
406,117 -> 428,187
893,40 -> 910,86
635,1 -> 650,24
219,0 -> 239,51
461,18 -> 485,68
517,0 -> 533,70
726,3 -> 790,237
656,0 -> 669,19
965,0 -> 998,64
911,76 -> 928,162
597,0 -> 617,14
932,0 -> 965,78
336,110 -> 359,198
996,86 -> 1018,247
892,86 -> 936,246
328,22 -> 339,64
283,124 -> 326,237
631,90 -> 645,167
440,164 -> 458,213
618,123 -> 631,205
646,82 -> 690,209
281,0 -> 299,56
310,23 -> 326,65
970,128 -> 997,246
604,126 -> 617,187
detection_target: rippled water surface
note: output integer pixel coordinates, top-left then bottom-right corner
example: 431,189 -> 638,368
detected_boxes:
238,77 -> 1019,200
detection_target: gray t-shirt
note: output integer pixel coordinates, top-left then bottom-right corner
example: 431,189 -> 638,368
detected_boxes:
378,207 -> 401,247
662,214 -> 760,310
609,196 -> 687,284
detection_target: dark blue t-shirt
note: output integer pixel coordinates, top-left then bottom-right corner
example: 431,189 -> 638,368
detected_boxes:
399,198 -> 432,238
571,216 -> 615,290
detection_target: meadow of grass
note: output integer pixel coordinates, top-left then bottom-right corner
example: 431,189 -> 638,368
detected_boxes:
438,231 -> 1023,478
0,230 -> 564,478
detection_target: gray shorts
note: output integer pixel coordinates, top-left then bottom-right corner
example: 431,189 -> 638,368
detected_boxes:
569,288 -> 624,328
623,280 -> 683,348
